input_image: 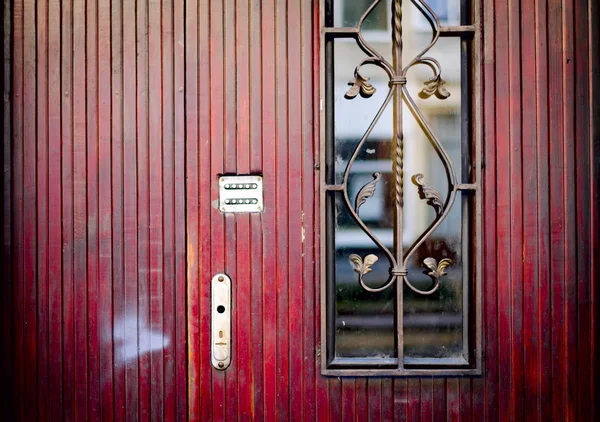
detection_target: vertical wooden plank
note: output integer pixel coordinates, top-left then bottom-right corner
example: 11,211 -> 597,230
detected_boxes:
534,0 -> 552,420
520,0 -> 541,419
122,0 -> 139,418
470,3 -> 486,419
275,0 -> 290,419
494,0 -> 513,419
290,0 -> 307,416
341,378 -> 356,421
110,0 -> 126,418
432,379 -> 446,421
562,0 -> 578,419
85,0 -> 101,417
97,0 -> 114,419
148,0 -> 164,419
223,0 -> 238,419
314,2 -> 329,420
173,0 -> 188,417
421,377 -> 433,422
60,0 -> 76,419
287,0 -> 304,418
198,0 -> 216,419
459,379 -> 471,421
12,2 -> 25,420
35,0 -> 50,419
548,0 -> 566,418
393,378 -> 407,422
261,0 -> 277,419
73,0 -> 89,417
22,0 -> 38,417
406,378 -> 419,422
161,0 -> 176,420
590,2 -> 600,421
508,0 -> 525,419
329,379 -> 342,421
482,0 -> 498,419
302,0 -> 319,419
200,0 -> 215,418
574,0 -> 592,419
367,379 -> 382,422
381,379 -> 394,422
356,378 -> 367,419
235,0 -> 252,418
1,0 -> 14,418
184,0 -> 200,418
135,0 -> 151,418
197,0 -> 213,418
446,378 -> 459,422
249,0 -> 265,419
209,0 -> 226,419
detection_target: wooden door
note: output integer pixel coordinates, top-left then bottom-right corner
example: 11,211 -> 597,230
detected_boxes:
1,0 -> 599,420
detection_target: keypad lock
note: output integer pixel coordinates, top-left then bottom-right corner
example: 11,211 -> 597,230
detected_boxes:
218,175 -> 264,213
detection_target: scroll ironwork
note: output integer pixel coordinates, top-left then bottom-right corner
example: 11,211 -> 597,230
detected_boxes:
333,0 -> 462,296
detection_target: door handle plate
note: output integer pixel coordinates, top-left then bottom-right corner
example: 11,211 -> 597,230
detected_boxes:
211,273 -> 231,370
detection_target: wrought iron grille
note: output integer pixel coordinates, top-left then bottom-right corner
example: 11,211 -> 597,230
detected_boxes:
321,0 -> 482,375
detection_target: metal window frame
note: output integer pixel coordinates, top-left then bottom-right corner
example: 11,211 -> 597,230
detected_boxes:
319,0 -> 482,376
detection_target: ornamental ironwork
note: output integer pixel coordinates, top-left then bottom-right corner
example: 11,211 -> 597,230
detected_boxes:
325,0 -> 477,296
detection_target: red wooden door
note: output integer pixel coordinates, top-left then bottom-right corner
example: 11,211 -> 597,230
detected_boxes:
1,0 -> 599,420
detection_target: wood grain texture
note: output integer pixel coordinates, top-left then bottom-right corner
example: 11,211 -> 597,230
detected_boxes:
1,0 -> 598,420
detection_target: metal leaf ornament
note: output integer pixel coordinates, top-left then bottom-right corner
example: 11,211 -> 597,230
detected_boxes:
345,72 -> 376,99
355,172 -> 382,212
412,173 -> 444,216
349,254 -> 379,277
419,75 -> 450,100
423,257 -> 453,281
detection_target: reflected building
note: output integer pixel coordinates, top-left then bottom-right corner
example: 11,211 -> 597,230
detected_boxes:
331,0 -> 466,359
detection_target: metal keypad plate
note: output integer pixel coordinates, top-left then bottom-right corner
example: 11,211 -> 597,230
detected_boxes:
218,175 -> 264,213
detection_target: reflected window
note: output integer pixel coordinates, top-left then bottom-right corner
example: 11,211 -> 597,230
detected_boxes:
322,0 -> 480,375
413,0 -> 461,29
338,0 -> 389,31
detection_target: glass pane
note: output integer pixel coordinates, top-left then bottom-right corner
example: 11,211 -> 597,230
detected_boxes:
412,0 -> 461,26
333,40 -> 390,185
403,27 -> 465,361
327,0 -> 471,365
337,0 -> 388,30
403,191 -> 468,359
333,191 -> 396,358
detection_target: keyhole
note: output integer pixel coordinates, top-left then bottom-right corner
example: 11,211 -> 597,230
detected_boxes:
217,305 -> 225,314
219,330 -> 223,338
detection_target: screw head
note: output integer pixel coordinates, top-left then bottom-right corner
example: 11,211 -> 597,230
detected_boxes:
218,362 -> 224,368
218,276 -> 224,282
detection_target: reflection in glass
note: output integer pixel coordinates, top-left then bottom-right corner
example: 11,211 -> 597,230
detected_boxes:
334,192 -> 396,358
338,0 -> 389,30
330,0 -> 468,361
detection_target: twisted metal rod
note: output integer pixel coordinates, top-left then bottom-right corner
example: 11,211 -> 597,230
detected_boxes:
392,0 -> 405,269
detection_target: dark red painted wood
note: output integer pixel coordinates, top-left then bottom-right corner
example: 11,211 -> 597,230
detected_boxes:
2,0 -> 598,421
109,1 -> 125,419
1,0 -> 12,415
35,1 -> 49,420
97,0 -> 113,420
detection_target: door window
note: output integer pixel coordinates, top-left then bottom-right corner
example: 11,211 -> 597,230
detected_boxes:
321,0 -> 481,375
